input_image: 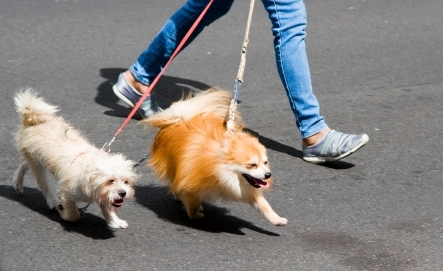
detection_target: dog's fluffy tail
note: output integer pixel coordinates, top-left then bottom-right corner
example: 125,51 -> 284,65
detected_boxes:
14,87 -> 59,127
144,87 -> 242,128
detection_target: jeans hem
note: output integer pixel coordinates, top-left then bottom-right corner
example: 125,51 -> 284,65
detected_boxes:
301,123 -> 328,139
129,67 -> 151,86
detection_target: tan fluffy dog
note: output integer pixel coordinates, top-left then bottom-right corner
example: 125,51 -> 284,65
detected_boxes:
13,88 -> 138,228
143,88 -> 287,226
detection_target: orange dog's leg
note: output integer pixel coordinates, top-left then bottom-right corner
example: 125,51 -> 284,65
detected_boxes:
180,193 -> 204,219
253,195 -> 287,226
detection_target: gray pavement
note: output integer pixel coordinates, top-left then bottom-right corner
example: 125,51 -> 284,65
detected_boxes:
1,0 -> 443,270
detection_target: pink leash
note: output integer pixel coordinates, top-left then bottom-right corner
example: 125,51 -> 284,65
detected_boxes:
103,0 -> 214,152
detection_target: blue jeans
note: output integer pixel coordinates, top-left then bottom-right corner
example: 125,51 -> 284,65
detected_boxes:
129,0 -> 327,139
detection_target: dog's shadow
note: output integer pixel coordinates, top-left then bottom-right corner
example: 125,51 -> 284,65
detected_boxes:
0,185 -> 115,239
135,185 -> 281,236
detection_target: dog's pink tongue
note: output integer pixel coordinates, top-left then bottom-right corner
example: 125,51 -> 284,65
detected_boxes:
257,180 -> 270,188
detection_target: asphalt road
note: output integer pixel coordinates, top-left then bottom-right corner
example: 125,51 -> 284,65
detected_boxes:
1,0 -> 443,270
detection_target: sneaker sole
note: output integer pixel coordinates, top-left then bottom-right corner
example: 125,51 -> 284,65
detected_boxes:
113,84 -> 149,119
112,85 -> 136,108
303,134 -> 369,164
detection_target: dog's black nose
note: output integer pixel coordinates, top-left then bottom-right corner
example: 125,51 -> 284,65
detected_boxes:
265,172 -> 272,179
118,191 -> 126,198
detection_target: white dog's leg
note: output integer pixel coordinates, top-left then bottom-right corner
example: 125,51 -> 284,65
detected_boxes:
26,156 -> 59,209
100,205 -> 128,229
57,202 -> 81,222
58,190 -> 81,222
252,195 -> 287,226
12,160 -> 28,194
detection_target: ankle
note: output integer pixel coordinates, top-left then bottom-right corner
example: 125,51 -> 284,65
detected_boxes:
303,127 -> 331,147
123,70 -> 150,94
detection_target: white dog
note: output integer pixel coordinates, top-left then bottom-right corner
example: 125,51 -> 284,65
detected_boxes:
12,88 -> 138,228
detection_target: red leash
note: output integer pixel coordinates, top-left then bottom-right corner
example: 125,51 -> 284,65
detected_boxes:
103,0 -> 214,152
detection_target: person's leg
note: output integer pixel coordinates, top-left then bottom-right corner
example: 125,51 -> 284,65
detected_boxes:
261,0 -> 325,139
261,0 -> 368,163
131,0 -> 235,87
113,0 -> 235,118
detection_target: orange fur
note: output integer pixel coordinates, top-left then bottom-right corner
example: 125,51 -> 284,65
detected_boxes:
143,88 -> 287,226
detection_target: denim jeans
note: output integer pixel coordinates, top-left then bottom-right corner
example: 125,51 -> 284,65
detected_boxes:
129,0 -> 327,139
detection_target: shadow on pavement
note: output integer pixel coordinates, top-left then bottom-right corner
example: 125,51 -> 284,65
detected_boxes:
245,128 -> 355,169
96,68 -> 211,119
0,185 -> 115,239
134,185 -> 281,236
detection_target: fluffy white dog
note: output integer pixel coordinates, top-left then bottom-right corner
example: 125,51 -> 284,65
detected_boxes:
12,88 -> 139,228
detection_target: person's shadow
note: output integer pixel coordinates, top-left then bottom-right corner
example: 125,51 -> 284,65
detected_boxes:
96,68 -> 355,169
96,68 -> 212,119
0,185 -> 115,239
134,185 -> 281,236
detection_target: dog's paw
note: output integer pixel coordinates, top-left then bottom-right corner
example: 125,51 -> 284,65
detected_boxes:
271,217 -> 288,226
13,186 -> 24,194
47,199 -> 62,210
12,178 -> 24,194
186,205 -> 205,219
58,207 -> 81,222
188,212 -> 205,219
108,218 -> 128,229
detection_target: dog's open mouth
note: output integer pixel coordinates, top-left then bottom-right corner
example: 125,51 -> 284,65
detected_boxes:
242,174 -> 269,188
112,198 -> 124,207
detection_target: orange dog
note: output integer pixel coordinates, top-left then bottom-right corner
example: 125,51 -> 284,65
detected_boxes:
143,88 -> 287,226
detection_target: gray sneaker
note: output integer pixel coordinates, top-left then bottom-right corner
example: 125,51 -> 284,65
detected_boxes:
302,130 -> 369,163
112,73 -> 159,118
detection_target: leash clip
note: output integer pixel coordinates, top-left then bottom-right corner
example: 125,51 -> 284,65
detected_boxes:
102,135 -> 118,153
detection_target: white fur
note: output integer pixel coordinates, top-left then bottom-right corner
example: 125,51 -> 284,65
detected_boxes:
12,88 -> 139,229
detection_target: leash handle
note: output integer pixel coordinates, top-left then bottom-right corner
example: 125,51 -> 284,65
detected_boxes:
105,0 -> 215,150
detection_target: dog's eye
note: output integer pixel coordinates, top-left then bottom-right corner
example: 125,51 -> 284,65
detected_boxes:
124,180 -> 129,185
108,179 -> 115,185
264,161 -> 268,165
247,163 -> 257,169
